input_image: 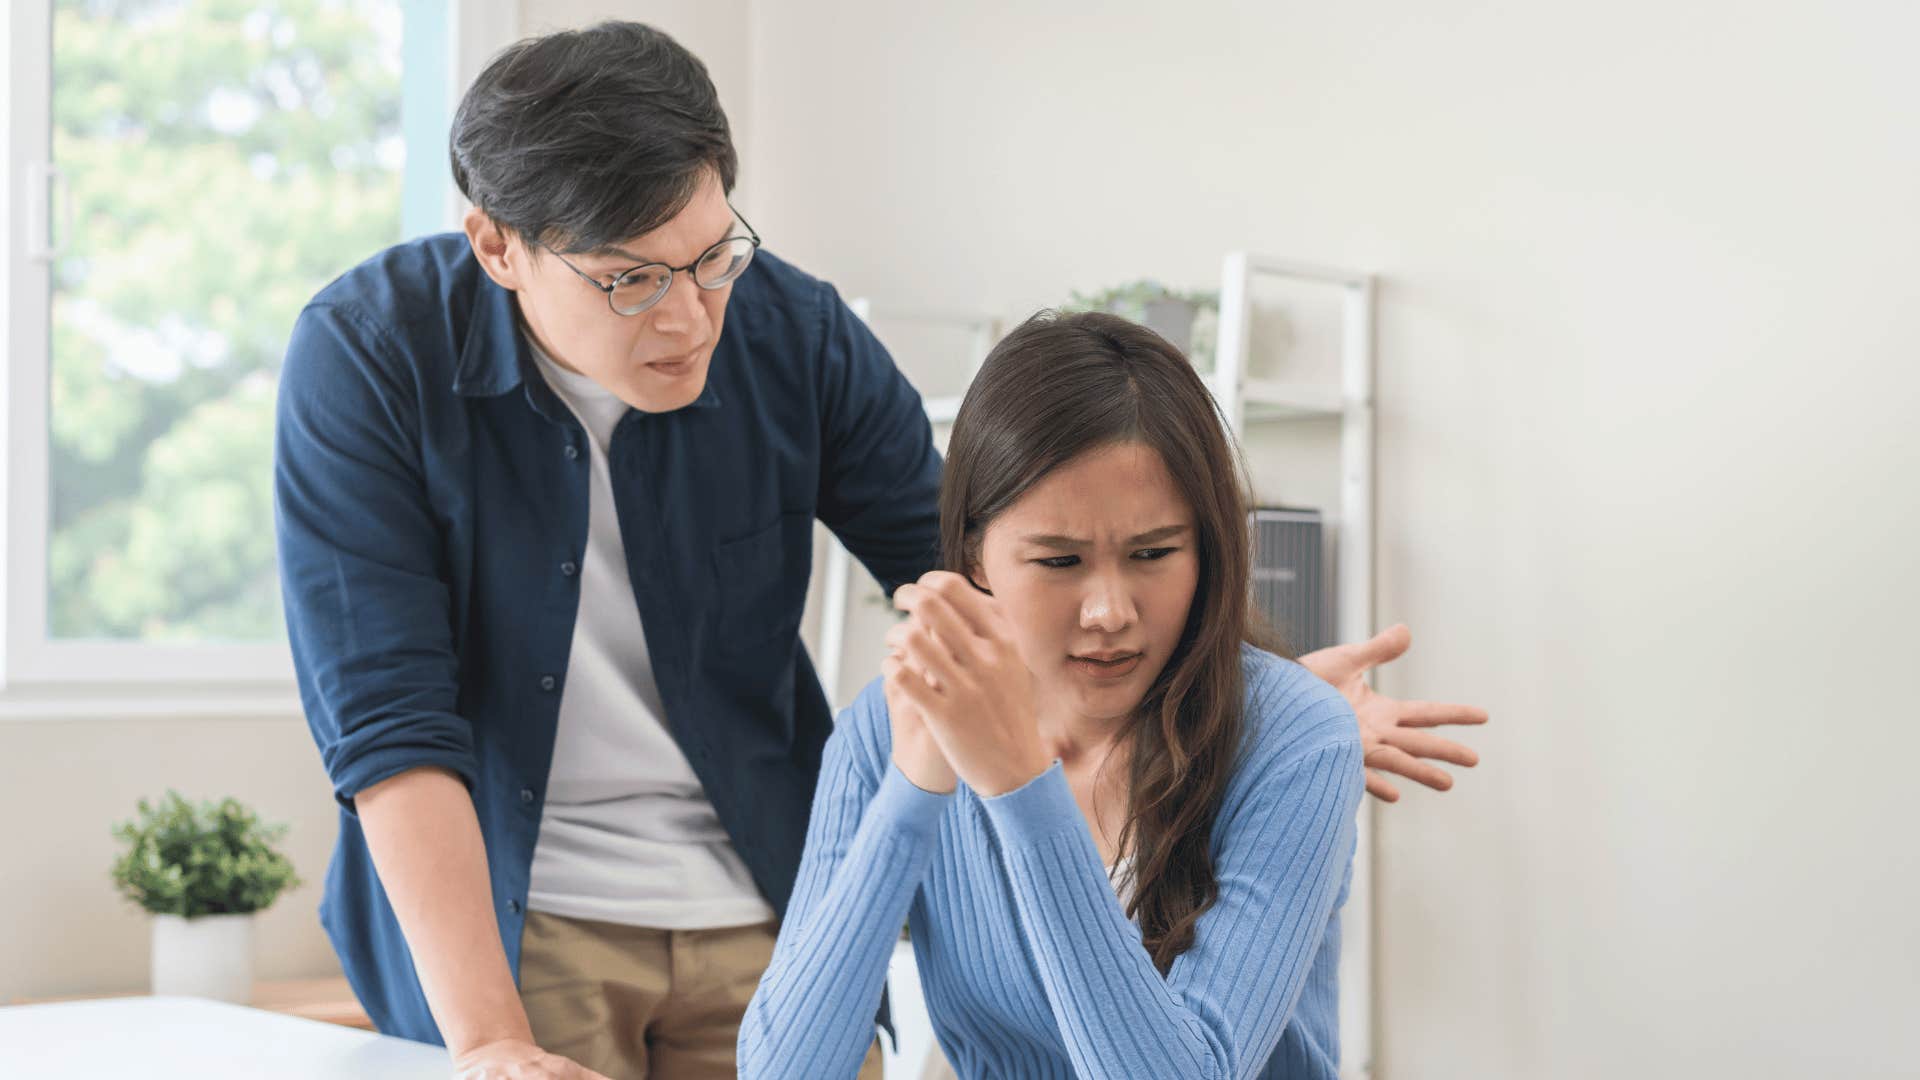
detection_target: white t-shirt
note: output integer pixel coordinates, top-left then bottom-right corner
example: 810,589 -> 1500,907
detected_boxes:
1109,855 -> 1136,913
523,335 -> 775,930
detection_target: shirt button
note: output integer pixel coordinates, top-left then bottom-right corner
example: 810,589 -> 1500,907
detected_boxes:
507,899 -> 521,915
560,561 -> 577,577
520,788 -> 535,804
539,675 -> 557,692
563,444 -> 580,460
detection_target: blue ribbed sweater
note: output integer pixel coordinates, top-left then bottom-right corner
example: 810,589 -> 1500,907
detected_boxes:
739,644 -> 1365,1079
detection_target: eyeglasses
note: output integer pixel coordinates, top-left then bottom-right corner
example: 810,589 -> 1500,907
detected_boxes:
542,205 -> 762,316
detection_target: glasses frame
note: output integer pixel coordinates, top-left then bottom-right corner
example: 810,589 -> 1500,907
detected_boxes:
542,203 -> 762,316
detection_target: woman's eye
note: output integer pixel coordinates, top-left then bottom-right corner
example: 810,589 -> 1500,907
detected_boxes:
1133,547 -> 1178,561
1035,555 -> 1080,569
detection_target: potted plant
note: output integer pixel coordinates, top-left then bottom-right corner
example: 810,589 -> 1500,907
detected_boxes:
1062,279 -> 1219,371
110,791 -> 301,1004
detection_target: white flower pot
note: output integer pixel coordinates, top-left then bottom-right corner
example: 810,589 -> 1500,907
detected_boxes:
150,912 -> 254,1004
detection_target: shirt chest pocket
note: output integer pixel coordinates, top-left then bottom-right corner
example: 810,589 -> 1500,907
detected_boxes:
711,510 -> 811,652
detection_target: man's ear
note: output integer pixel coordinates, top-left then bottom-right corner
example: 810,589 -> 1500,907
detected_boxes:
464,207 -> 528,291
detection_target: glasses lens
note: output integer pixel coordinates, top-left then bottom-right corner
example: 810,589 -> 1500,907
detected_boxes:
692,236 -> 757,290
610,265 -> 672,315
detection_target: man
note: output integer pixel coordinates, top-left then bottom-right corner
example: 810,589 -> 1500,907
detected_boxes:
275,20 -> 1483,1080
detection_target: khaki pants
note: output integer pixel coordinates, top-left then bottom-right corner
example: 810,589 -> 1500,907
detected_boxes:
519,909 -> 884,1080
920,1045 -> 960,1079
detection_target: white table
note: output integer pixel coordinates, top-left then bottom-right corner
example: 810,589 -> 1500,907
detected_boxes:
0,995 -> 450,1078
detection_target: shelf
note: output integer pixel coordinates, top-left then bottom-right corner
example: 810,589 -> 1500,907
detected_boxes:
1203,374 -> 1347,421
1232,252 -> 1371,290
1217,251 -> 1376,1080
932,376 -> 1349,428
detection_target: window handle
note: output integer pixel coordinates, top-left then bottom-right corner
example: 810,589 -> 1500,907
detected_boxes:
26,162 -> 71,262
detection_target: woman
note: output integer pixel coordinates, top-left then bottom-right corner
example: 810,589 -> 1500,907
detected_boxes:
739,310 -> 1367,1078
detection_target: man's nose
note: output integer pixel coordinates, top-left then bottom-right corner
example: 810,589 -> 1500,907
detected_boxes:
648,271 -> 709,336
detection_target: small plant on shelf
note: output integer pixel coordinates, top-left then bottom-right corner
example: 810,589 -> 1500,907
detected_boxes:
1061,279 -> 1219,371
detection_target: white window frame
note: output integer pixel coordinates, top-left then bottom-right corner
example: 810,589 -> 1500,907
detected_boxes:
1,0 -> 520,713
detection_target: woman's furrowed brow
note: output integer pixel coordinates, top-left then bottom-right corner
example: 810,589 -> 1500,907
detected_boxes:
1129,524 -> 1190,545
1019,524 -> 1189,549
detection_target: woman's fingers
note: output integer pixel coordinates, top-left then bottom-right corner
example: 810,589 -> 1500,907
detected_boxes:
892,574 -> 1008,696
881,652 -> 912,697
886,651 -> 948,718
885,623 -> 942,690
886,618 -> 965,694
896,573 -> 998,651
1364,744 -> 1455,791
894,586 -> 974,660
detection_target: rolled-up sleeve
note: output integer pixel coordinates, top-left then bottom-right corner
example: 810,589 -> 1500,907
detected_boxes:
274,301 -> 476,816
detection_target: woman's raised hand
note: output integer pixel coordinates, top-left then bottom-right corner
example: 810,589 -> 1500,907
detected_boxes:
887,572 -> 1053,797
882,641 -> 959,794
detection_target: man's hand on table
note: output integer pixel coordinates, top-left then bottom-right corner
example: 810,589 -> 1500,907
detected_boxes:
451,1037 -> 616,1080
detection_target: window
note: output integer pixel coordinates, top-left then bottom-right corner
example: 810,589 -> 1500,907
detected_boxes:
3,0 -> 512,698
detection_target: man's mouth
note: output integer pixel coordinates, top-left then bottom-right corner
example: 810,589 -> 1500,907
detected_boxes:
648,353 -> 698,376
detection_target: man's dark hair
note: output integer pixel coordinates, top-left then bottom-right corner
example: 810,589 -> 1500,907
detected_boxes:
449,21 -> 738,254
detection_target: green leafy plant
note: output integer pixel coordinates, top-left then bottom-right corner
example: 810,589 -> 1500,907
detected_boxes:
1061,279 -> 1219,369
110,791 -> 300,918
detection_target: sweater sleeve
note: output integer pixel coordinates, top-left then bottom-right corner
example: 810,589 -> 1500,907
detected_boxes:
739,690 -> 953,1079
979,705 -> 1364,1079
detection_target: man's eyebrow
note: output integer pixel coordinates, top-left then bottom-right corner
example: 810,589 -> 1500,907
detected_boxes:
1020,524 -> 1190,549
589,222 -> 737,267
588,246 -> 647,265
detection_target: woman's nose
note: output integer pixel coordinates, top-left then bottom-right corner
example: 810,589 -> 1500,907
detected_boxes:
1080,578 -> 1136,632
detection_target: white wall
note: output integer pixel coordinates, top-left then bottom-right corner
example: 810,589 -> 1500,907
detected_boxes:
738,2 -> 1920,1078
0,716 -> 345,999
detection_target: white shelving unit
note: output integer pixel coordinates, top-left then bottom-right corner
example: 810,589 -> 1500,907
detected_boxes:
828,255 -> 1377,1078
1212,252 -> 1377,1080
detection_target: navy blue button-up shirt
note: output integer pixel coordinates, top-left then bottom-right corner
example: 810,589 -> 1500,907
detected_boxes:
274,233 -> 942,1045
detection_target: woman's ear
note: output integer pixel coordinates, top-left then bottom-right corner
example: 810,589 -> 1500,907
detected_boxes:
960,531 -> 993,595
965,562 -> 992,597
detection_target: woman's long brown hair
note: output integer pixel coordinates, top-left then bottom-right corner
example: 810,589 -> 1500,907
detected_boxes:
939,309 -> 1282,974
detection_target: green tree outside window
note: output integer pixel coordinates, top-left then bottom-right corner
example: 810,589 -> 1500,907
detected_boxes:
50,0 -> 404,641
